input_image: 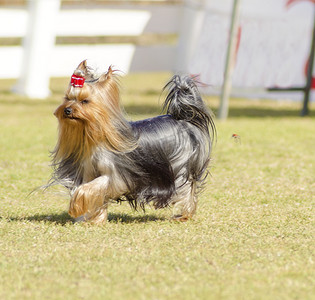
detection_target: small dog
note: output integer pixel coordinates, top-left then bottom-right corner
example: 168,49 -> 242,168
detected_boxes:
50,60 -> 216,224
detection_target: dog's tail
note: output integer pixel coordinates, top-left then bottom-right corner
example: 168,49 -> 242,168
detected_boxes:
163,75 -> 216,139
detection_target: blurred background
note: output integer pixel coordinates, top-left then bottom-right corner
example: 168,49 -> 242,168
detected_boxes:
0,0 -> 314,115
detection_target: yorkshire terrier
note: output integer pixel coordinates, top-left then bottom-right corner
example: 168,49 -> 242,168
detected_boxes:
50,60 -> 216,224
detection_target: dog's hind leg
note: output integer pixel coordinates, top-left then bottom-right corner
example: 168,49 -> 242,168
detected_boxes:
171,181 -> 198,222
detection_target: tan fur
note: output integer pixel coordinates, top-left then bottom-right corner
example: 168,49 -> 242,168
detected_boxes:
69,179 -> 107,218
53,63 -> 136,163
171,181 -> 197,222
52,61 -> 137,224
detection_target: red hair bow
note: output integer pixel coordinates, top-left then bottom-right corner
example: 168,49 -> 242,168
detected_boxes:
71,74 -> 85,88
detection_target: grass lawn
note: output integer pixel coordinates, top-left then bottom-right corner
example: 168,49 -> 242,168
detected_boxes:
0,74 -> 314,300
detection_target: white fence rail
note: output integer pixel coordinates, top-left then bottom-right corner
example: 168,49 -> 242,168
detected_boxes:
0,3 -> 181,80
1,0 -> 313,104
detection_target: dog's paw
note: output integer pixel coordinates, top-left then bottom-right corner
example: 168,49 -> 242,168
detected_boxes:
68,186 -> 87,218
171,215 -> 191,222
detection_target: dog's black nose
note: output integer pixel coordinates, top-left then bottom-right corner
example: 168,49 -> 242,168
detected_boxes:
64,107 -> 72,115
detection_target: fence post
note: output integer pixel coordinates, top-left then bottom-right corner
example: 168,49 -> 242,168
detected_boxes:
13,0 -> 61,98
301,6 -> 315,116
218,0 -> 241,120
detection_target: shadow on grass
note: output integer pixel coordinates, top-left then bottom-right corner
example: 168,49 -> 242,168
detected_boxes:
3,211 -> 166,226
0,97 -> 60,107
108,212 -> 166,223
3,212 -> 73,226
222,107 -> 313,118
118,103 -> 314,119
1,97 -> 312,118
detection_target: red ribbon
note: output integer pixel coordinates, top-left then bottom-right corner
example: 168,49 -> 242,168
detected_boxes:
71,74 -> 85,88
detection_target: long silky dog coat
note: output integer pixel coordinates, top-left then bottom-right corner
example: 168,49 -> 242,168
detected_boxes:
51,61 -> 216,224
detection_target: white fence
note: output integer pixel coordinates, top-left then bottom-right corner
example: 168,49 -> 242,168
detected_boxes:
0,0 -> 314,103
0,2 -> 182,81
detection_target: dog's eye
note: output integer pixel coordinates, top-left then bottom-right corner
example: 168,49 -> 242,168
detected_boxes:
81,100 -> 89,104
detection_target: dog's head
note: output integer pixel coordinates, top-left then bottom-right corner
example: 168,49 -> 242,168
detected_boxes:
53,61 -> 135,161
54,60 -> 120,125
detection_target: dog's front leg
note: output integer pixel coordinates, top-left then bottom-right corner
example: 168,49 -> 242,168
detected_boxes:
68,176 -> 110,222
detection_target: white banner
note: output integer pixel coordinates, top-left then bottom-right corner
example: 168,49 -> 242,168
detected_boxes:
187,0 -> 314,96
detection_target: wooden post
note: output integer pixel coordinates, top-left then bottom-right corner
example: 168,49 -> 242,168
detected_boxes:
13,0 -> 61,98
218,0 -> 241,120
301,7 -> 315,116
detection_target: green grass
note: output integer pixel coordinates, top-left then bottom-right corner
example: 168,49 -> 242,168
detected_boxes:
0,74 -> 314,300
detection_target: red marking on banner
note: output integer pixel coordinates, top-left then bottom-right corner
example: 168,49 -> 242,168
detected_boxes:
286,0 -> 315,9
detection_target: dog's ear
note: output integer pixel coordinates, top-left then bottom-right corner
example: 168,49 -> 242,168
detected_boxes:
77,60 -> 87,70
72,60 -> 89,77
96,66 -> 114,84
107,65 -> 113,77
